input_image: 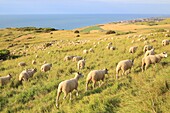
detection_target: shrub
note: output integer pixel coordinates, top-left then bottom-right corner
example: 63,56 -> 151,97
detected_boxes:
106,30 -> 116,34
74,30 -> 80,33
0,49 -> 10,60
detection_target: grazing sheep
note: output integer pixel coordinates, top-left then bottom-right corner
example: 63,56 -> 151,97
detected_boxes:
142,52 -> 168,72
89,48 -> 94,53
143,45 -> 153,52
106,45 -> 111,50
32,60 -> 36,65
110,46 -> 116,50
116,59 -> 134,79
77,59 -> 85,70
41,63 -> 52,72
18,62 -> 26,67
64,55 -> 74,61
73,56 -> 82,62
0,74 -> 12,86
107,42 -> 112,46
86,69 -> 108,90
56,72 -> 84,108
162,39 -> 170,46
83,49 -> 88,54
19,68 -> 37,81
144,48 -> 155,57
129,46 -> 138,53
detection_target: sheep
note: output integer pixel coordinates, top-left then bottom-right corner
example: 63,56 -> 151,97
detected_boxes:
56,72 -> 83,108
107,42 -> 112,46
0,74 -> 12,86
32,60 -> 36,65
142,52 -> 168,72
89,48 -> 94,53
64,55 -> 74,61
18,62 -> 26,67
72,56 -> 82,62
144,48 -> 155,57
41,63 -> 52,72
162,39 -> 170,46
143,45 -> 153,52
83,49 -> 88,54
19,68 -> 37,81
77,59 -> 85,70
86,68 -> 108,90
129,46 -> 138,53
116,59 -> 134,79
110,46 -> 116,50
106,45 -> 111,50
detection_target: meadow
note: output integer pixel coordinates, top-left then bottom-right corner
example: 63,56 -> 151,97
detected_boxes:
0,18 -> 170,113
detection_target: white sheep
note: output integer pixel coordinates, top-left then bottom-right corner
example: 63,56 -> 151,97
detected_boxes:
18,62 -> 26,67
143,45 -> 153,52
0,74 -> 12,86
64,55 -> 74,61
144,48 -> 155,57
89,48 -> 94,53
129,46 -> 138,53
142,52 -> 168,72
110,46 -> 116,50
116,59 -> 134,79
56,72 -> 84,108
72,56 -> 82,62
32,60 -> 36,65
19,68 -> 37,81
162,39 -> 170,46
83,49 -> 88,54
41,63 -> 52,72
77,59 -> 85,70
107,42 -> 112,46
86,69 -> 108,90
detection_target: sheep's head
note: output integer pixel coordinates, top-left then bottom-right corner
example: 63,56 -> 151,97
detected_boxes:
33,68 -> 37,72
8,74 -> 12,79
104,68 -> 108,74
162,52 -> 168,58
75,72 -> 84,79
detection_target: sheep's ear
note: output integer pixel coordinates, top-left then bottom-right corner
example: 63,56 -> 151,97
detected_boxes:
77,72 -> 80,74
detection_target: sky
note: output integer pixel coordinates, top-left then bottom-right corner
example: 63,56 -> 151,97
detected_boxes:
0,0 -> 170,14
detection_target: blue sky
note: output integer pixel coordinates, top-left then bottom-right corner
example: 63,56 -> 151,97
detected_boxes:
0,0 -> 170,14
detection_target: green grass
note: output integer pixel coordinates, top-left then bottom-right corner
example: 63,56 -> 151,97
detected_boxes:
0,20 -> 170,113
81,26 -> 103,33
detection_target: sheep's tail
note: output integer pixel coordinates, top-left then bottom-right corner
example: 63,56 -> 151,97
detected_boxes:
56,84 -> 62,108
116,65 -> 120,79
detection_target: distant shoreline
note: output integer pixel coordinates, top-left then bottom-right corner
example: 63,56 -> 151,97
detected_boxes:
0,14 -> 170,30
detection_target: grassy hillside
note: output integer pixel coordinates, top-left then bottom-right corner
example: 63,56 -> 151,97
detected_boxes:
0,18 -> 170,113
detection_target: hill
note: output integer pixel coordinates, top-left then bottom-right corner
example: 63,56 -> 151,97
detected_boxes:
0,18 -> 170,113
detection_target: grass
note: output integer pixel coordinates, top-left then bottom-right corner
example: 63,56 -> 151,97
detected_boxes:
0,18 -> 170,113
81,26 -> 104,33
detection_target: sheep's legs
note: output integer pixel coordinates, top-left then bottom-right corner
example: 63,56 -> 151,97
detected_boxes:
86,80 -> 90,91
56,91 -> 62,108
76,89 -> 79,96
63,93 -> 68,100
145,64 -> 149,71
93,81 -> 96,89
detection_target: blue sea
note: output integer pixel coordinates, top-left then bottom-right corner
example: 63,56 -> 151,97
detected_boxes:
0,14 -> 170,30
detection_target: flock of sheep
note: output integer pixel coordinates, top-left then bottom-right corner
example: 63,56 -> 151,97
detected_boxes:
0,34 -> 169,108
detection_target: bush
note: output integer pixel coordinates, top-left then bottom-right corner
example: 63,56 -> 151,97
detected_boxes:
74,30 -> 80,33
0,49 -> 10,60
106,30 -> 116,34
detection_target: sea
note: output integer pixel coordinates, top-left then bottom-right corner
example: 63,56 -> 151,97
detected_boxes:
0,14 -> 170,30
